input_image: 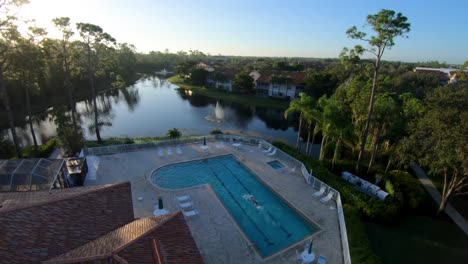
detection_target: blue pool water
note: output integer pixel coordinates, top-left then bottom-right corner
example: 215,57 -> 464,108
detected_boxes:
151,155 -> 318,257
267,160 -> 285,170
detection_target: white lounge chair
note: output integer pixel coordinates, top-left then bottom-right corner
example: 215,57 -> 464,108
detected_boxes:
158,148 -> 164,157
183,209 -> 199,217
166,147 -> 173,155
313,186 -> 326,197
266,148 -> 277,156
215,141 -> 225,148
176,195 -> 190,202
179,201 -> 193,209
320,192 -> 334,204
317,255 -> 327,264
176,146 -> 182,154
262,145 -> 273,153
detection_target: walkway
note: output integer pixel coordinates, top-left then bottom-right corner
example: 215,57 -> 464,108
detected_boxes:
411,162 -> 468,235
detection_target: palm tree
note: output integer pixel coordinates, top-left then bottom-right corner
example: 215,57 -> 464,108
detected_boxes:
167,128 -> 182,139
284,93 -> 314,149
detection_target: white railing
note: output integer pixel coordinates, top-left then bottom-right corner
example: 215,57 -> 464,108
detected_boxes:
81,134 -> 352,264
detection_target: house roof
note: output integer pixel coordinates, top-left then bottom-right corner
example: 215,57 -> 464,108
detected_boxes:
0,182 -> 135,264
44,212 -> 204,264
0,182 -> 128,213
0,181 -> 204,264
256,71 -> 306,85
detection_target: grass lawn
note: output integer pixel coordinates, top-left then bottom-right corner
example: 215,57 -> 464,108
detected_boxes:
167,76 -> 289,109
84,136 -> 169,148
366,215 -> 468,264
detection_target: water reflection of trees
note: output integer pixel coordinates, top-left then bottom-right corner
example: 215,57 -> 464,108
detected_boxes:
255,107 -> 292,131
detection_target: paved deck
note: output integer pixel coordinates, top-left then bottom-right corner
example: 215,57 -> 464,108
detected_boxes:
84,142 -> 343,264
411,163 -> 468,235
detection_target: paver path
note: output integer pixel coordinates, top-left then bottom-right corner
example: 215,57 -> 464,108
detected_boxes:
411,162 -> 468,235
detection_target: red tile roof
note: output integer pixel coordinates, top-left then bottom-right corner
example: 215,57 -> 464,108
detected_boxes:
256,70 -> 306,86
0,182 -> 134,264
45,212 -> 204,264
0,182 -> 204,264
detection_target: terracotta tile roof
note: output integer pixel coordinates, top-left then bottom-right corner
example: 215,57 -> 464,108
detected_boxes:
0,182 -> 134,264
0,183 -> 126,213
256,70 -> 306,86
44,212 -> 204,264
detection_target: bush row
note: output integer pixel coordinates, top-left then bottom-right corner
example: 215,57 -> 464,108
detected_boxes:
273,141 -> 400,223
386,170 -> 434,213
22,138 -> 58,158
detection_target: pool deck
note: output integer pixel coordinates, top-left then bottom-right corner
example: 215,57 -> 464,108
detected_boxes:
84,142 -> 343,264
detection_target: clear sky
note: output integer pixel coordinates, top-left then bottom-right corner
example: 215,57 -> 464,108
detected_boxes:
20,0 -> 467,64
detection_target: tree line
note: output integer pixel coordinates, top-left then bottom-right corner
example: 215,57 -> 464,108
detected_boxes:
0,0 -> 138,157
284,9 -> 467,213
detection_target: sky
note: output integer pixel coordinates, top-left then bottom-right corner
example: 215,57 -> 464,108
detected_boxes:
19,0 -> 468,64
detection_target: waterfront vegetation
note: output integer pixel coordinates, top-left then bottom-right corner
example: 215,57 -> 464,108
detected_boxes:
168,76 -> 289,109
273,141 -> 468,264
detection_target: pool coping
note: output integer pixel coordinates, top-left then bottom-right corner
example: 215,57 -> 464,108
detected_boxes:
147,153 -> 324,261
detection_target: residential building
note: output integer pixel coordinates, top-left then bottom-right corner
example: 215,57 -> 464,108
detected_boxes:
252,70 -> 306,99
206,68 -> 242,92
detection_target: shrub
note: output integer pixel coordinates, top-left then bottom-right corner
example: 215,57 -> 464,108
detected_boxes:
386,170 -> 432,212
0,135 -> 15,159
344,204 -> 382,264
210,129 -> 223,135
273,141 -> 401,222
58,126 -> 85,156
22,138 -> 58,158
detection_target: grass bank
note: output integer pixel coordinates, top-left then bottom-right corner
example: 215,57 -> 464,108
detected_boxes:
84,136 -> 170,148
167,76 -> 289,109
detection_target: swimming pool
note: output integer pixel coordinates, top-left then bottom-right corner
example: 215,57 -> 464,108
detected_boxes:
151,155 -> 318,257
267,160 -> 285,170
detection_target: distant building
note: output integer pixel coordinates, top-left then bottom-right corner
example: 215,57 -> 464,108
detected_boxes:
252,70 -> 306,99
195,62 -> 215,72
0,182 -> 204,264
207,68 -> 242,92
414,67 -> 467,84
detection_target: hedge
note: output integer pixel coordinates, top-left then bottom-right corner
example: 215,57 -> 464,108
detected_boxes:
386,170 -> 433,213
22,138 -> 58,158
272,141 -> 401,222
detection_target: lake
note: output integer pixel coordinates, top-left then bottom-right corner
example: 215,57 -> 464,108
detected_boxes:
2,75 -> 300,147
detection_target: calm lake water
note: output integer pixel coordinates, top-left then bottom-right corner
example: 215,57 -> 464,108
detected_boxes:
2,76 -> 299,147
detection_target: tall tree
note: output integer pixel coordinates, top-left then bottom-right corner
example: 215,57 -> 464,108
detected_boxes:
344,9 -> 410,173
52,17 -> 77,126
396,84 -> 467,213
76,23 -> 115,143
14,27 -> 46,150
284,93 -> 314,149
0,0 -> 29,157
232,71 -> 254,93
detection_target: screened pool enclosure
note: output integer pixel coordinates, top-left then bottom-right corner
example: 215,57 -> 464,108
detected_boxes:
0,158 -> 68,192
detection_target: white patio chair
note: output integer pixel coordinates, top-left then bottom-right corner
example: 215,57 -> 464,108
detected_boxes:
178,201 -> 193,209
320,192 -> 334,204
313,186 -> 326,197
266,148 -> 277,156
262,145 -> 273,153
166,147 -> 173,155
317,255 -> 327,264
183,209 -> 199,217
158,148 -> 164,157
176,195 -> 190,202
176,146 -> 183,154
